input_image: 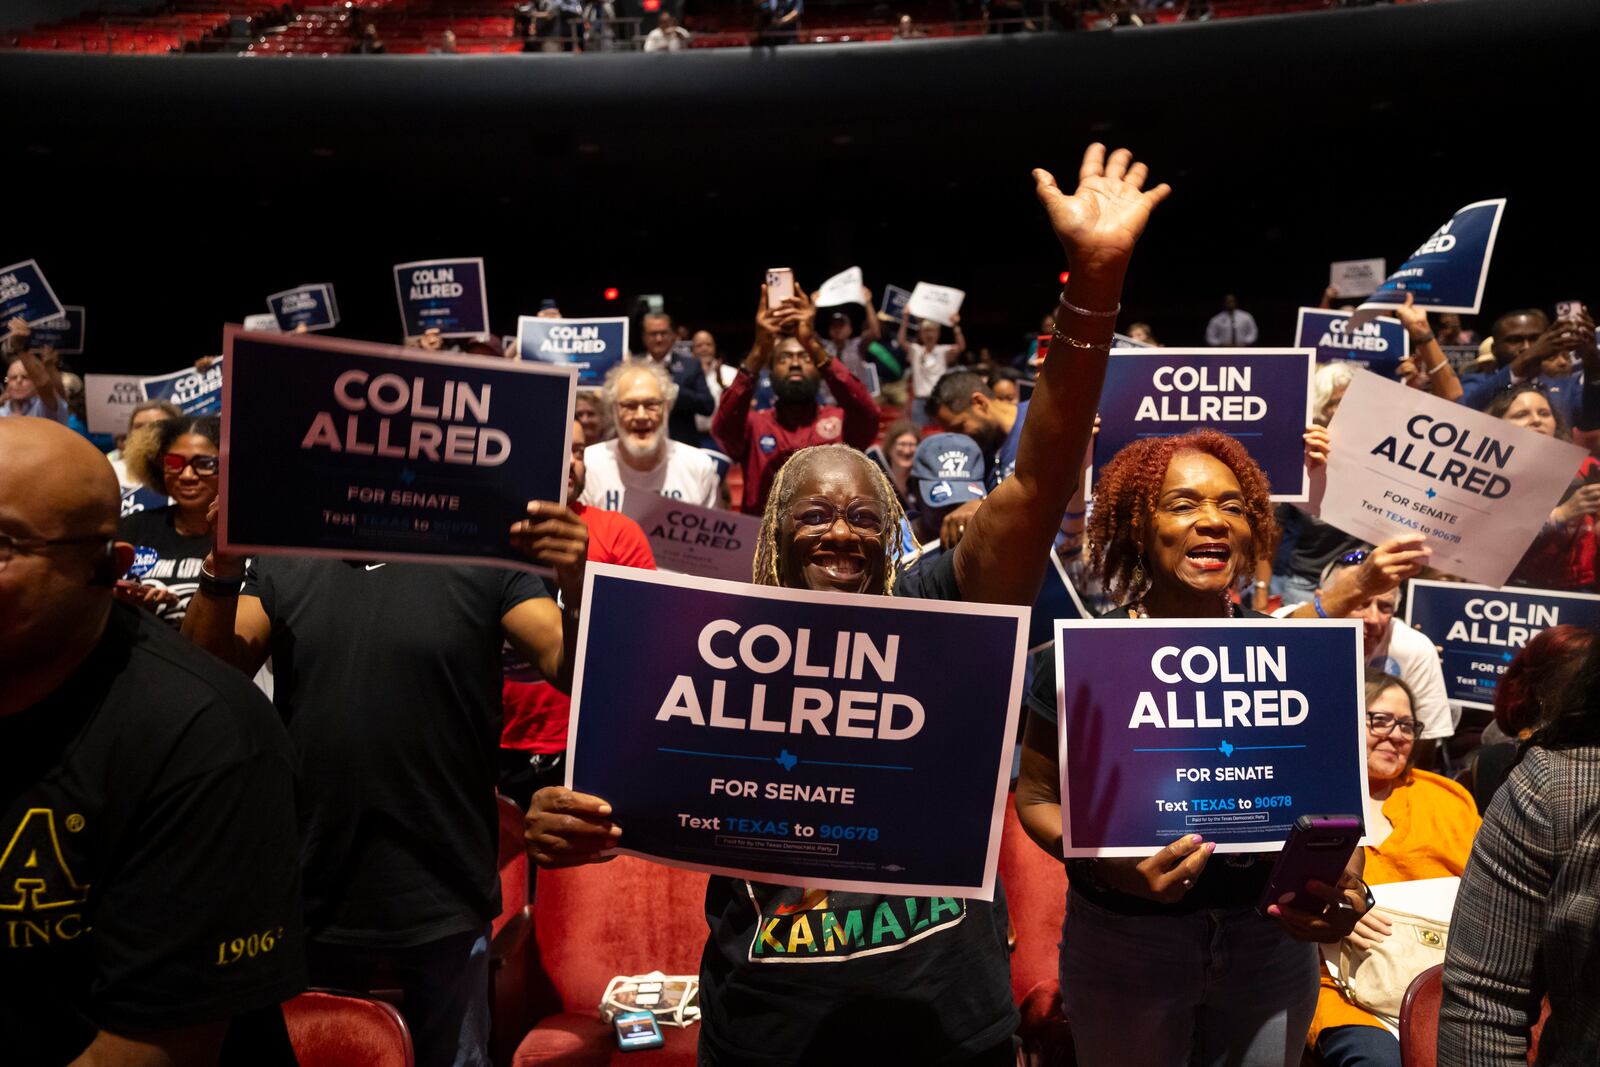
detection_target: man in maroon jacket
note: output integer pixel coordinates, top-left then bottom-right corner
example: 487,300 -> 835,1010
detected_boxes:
712,284 -> 880,514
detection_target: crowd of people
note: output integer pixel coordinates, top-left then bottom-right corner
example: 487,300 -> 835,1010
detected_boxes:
5,142 -> 1599,1067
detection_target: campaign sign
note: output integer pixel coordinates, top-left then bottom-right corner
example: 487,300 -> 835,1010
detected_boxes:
219,327 -> 576,574
1093,348 -> 1315,502
518,316 -> 629,387
1053,618 -> 1368,856
906,282 -> 964,327
0,259 -> 65,326
1296,308 -> 1409,374
1329,258 -> 1386,300
30,306 -> 86,354
816,266 -> 864,308
1404,579 -> 1600,710
1355,200 -> 1506,321
84,374 -> 146,436
393,257 -> 490,339
140,359 -> 224,416
566,564 -> 1029,897
622,491 -> 761,583
267,283 -> 339,332
1316,369 -> 1586,587
879,284 -> 913,325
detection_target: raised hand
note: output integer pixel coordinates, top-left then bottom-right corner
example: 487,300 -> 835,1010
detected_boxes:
1553,483 -> 1600,525
526,786 -> 621,868
1033,144 -> 1171,280
1354,534 -> 1431,597
1393,292 -> 1432,344
1303,425 -> 1331,470
510,500 -> 590,610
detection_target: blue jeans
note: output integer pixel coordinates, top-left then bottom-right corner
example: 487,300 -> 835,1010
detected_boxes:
1060,892 -> 1319,1067
1316,1024 -> 1399,1067
307,924 -> 493,1067
1279,572 -> 1318,608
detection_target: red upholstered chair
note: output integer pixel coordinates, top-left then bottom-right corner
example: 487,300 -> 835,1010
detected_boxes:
997,795 -> 1074,1065
492,795 -> 537,1065
1398,963 -> 1443,1067
512,856 -> 708,1065
283,990 -> 414,1067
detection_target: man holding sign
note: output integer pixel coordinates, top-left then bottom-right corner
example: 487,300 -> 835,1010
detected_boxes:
182,329 -> 591,1067
533,143 -> 1169,1066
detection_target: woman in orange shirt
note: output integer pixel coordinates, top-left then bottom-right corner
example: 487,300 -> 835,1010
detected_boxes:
1307,670 -> 1481,1065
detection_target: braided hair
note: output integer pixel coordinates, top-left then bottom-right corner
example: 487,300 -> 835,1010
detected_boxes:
752,444 -> 907,594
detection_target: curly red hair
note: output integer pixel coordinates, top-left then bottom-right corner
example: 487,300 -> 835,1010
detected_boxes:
1494,624 -> 1594,735
1087,429 -> 1278,603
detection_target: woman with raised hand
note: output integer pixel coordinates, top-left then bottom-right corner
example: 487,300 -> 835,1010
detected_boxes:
1014,428 -> 1424,1067
527,143 -> 1169,1065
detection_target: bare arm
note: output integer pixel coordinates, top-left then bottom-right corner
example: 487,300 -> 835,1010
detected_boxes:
1395,292 -> 1463,402
69,1023 -> 228,1067
859,286 -> 882,343
178,502 -> 272,675
946,315 -> 966,363
1016,711 -> 1064,857
953,145 -> 1170,606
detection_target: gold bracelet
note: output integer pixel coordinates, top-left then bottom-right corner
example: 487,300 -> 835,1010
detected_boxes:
1050,327 -> 1113,352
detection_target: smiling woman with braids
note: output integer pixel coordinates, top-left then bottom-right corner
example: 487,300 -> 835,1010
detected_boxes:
1014,428 -> 1431,1067
527,143 -> 1170,1065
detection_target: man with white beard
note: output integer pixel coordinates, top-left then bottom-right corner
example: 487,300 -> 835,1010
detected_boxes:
580,359 -> 721,511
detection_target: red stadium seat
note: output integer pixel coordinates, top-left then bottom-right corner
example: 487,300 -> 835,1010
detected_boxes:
511,855 -> 707,1065
997,792 -> 1074,1062
283,990 -> 415,1067
491,794 -> 536,1065
1398,964 -> 1443,1067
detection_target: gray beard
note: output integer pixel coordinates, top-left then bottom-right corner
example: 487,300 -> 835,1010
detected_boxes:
619,430 -> 665,466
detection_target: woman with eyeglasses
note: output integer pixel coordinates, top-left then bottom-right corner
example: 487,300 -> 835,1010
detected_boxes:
115,415 -> 221,625
1485,382 -> 1600,591
1015,429 -> 1425,1067
1304,670 -> 1480,1067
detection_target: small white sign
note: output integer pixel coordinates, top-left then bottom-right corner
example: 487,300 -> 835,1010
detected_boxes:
83,374 -> 146,436
906,282 -> 965,327
1329,258 -> 1387,300
816,266 -> 865,308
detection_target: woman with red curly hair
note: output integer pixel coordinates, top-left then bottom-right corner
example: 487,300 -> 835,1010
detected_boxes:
1013,428 -> 1427,1067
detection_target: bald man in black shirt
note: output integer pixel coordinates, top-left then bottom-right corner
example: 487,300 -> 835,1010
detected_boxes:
0,417 -> 303,1067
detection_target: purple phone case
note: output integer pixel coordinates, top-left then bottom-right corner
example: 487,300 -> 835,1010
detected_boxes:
1257,815 -> 1361,915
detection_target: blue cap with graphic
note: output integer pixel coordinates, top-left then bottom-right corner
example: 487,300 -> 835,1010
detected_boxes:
910,433 -> 987,509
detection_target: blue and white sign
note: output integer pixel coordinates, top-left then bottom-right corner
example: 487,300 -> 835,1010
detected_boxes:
518,316 -> 630,387
1356,199 -> 1506,321
566,564 -> 1029,897
1296,307 -> 1409,374
393,257 -> 490,340
880,284 -> 914,325
621,491 -> 761,583
29,305 -> 86,354
267,283 -> 339,332
1093,348 -> 1316,502
84,373 -> 145,436
1054,618 -> 1368,856
1404,579 -> 1600,711
1315,369 -> 1586,587
218,327 -> 577,573
0,259 -> 65,326
140,359 -> 224,416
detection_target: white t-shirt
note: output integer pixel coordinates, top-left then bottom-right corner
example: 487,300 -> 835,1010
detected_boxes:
696,363 -> 739,434
1270,608 -> 1455,740
580,439 -> 719,512
906,342 -> 954,399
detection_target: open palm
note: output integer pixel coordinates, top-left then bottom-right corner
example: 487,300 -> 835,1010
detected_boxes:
1034,145 -> 1170,277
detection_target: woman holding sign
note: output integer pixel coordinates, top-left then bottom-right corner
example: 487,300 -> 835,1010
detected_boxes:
528,143 -> 1169,1065
1014,428 -> 1424,1067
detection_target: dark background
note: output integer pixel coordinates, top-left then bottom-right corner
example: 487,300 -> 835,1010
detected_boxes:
4,0 -> 1596,374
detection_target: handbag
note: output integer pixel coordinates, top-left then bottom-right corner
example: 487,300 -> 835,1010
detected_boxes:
1331,905 -> 1450,1022
599,970 -> 701,1028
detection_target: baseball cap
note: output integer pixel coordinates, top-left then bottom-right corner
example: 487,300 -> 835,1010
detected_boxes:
909,433 -> 988,510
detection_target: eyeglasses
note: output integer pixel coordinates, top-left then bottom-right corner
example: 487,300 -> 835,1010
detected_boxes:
162,453 -> 220,476
790,498 -> 887,535
616,399 -> 665,415
1366,712 -> 1418,739
0,533 -> 111,569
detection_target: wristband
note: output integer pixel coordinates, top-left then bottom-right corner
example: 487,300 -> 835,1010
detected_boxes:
1049,327 -> 1113,353
1413,332 -> 1435,346
200,572 -> 245,597
1313,591 -> 1329,619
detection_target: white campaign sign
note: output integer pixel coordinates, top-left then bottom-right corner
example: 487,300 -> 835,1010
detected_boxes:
83,374 -> 146,436
242,313 -> 281,332
621,491 -> 761,583
815,266 -> 864,308
1312,369 -> 1586,586
906,282 -> 965,327
1329,258 -> 1386,299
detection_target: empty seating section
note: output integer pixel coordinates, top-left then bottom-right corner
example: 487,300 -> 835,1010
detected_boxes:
4,0 -> 1386,56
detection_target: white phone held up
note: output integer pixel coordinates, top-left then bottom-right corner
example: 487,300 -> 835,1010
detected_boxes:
766,267 -> 795,309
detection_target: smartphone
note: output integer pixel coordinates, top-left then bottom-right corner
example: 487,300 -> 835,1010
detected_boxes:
766,267 -> 795,309
612,1010 -> 665,1051
1556,300 -> 1583,322
1256,814 -> 1361,917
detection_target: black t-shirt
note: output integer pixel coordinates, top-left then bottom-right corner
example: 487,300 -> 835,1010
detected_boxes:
245,558 -> 547,948
1027,605 -> 1276,917
0,605 -> 304,1066
698,550 -> 1018,1065
117,506 -> 211,627
1276,504 -> 1363,584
